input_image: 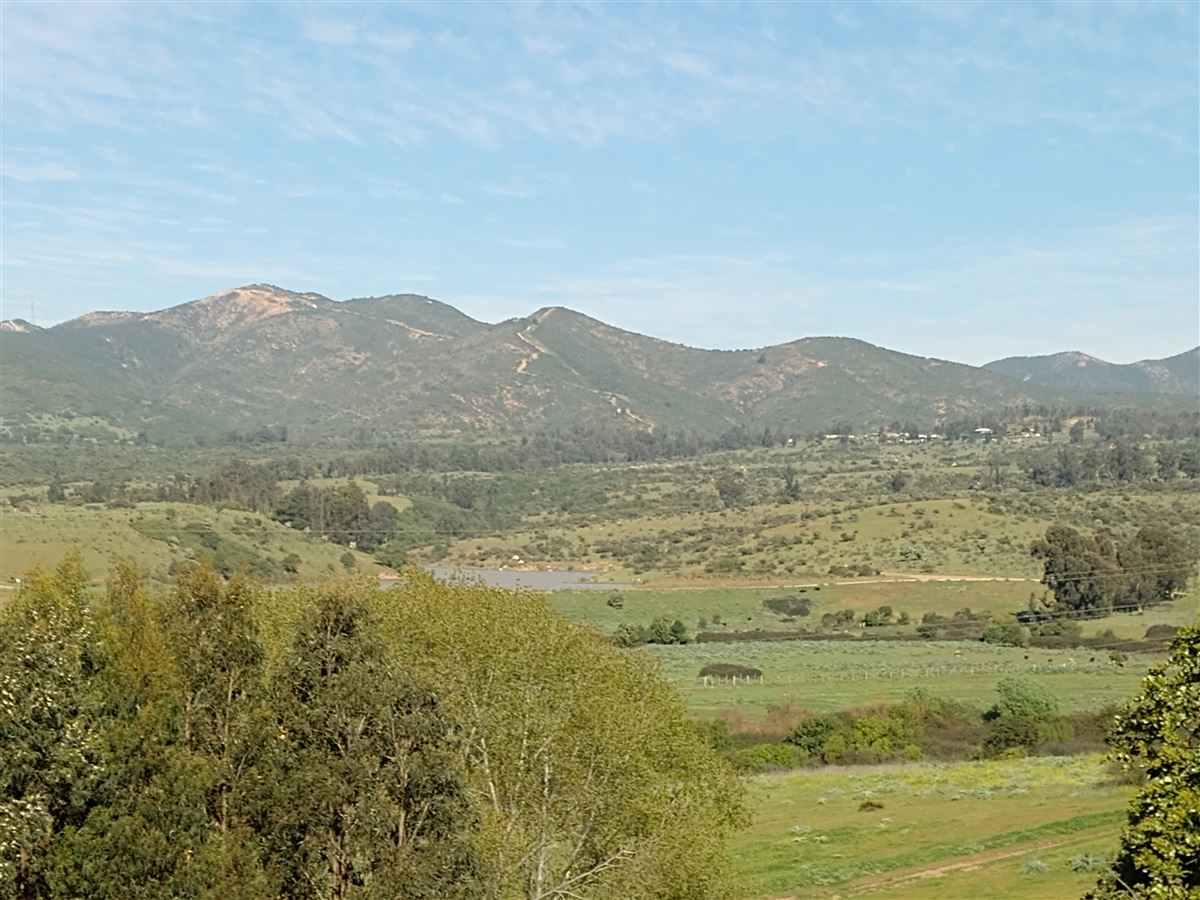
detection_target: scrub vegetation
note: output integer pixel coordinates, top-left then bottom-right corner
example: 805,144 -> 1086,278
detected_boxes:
1,414 -> 1196,898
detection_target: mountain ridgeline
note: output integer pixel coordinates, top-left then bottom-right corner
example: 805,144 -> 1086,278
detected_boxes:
983,349 -> 1200,395
2,284 -> 1195,442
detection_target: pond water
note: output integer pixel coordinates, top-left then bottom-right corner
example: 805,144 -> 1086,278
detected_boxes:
422,566 -> 626,592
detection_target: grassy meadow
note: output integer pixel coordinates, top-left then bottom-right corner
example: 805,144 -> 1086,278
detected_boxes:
643,639 -> 1153,719
552,576 -> 1189,723
550,578 -> 1037,634
731,754 -> 1129,898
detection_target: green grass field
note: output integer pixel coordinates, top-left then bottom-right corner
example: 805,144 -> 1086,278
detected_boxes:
640,640 -> 1154,719
1076,600 -> 1199,640
550,578 -> 1036,635
552,579 -> 1171,723
732,754 -> 1129,898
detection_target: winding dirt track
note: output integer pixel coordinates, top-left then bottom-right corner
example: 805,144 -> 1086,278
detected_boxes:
838,838 -> 1074,896
874,572 -> 1037,583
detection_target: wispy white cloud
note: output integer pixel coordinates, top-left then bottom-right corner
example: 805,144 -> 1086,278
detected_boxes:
302,19 -> 359,46
1,161 -> 81,182
499,236 -> 563,250
482,184 -> 530,198
6,2 -> 1194,151
367,181 -> 415,200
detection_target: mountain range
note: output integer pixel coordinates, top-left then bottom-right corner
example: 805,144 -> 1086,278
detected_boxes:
983,349 -> 1199,395
2,284 -> 1195,441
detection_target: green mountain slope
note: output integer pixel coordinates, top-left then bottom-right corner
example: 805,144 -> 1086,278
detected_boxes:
2,284 -> 1186,440
984,348 -> 1200,395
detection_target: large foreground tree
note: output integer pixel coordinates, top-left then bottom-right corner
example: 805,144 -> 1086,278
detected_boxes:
3,559 -> 743,899
372,571 -> 746,900
0,554 -> 97,898
1090,623 -> 1199,898
264,587 -> 479,899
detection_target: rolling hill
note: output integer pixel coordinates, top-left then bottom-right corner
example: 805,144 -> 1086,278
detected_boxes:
984,348 -> 1199,395
1,284 -> 1190,441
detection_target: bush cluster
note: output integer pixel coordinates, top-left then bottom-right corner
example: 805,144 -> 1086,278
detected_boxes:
613,616 -> 689,647
723,679 -> 1117,774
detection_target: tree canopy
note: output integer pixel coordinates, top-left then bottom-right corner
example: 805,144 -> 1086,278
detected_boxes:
372,571 -> 746,899
1030,524 -> 1195,618
1090,623 -> 1200,898
0,558 -> 743,899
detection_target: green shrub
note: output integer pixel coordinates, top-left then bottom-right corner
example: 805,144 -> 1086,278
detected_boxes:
988,677 -> 1060,720
1070,853 -> 1104,873
1020,858 -> 1049,875
730,743 -> 806,774
849,708 -> 918,760
787,715 -> 843,755
1030,618 -> 1082,638
821,733 -> 847,764
692,718 -> 732,753
863,605 -> 896,627
981,617 -> 1029,647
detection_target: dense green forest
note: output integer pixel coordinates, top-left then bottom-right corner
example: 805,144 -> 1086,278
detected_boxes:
0,555 -> 743,899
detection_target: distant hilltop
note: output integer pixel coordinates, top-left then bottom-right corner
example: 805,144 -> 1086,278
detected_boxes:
985,349 -> 1199,395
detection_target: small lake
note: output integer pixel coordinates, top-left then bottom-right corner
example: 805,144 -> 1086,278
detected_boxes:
423,566 -> 626,592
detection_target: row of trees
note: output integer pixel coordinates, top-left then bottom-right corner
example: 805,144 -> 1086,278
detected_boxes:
1028,524 -> 1196,618
273,482 -> 400,552
613,617 -> 690,647
47,461 -> 283,514
285,412 -> 1196,480
731,678 -> 1087,772
1023,441 -> 1200,487
0,556 -> 743,899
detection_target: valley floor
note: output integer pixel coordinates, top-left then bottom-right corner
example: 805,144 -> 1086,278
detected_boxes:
732,754 -> 1128,899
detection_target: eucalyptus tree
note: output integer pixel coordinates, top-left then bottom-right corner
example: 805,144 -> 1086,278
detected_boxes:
47,560 -> 267,900
0,553 -> 98,898
166,563 -> 267,838
376,571 -> 745,899
264,585 -> 479,900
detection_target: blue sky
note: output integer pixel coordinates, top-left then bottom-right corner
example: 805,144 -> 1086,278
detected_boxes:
2,1 -> 1197,364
